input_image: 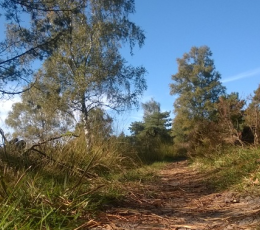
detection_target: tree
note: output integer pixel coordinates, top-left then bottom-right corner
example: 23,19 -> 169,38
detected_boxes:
210,92 -> 245,146
129,98 -> 171,141
5,80 -> 75,143
87,108 -> 113,145
33,0 -> 146,149
217,93 -> 245,131
128,121 -> 145,137
129,98 -> 172,162
170,46 -> 226,142
244,84 -> 260,144
0,0 -> 146,99
0,0 -> 84,96
142,99 -> 171,139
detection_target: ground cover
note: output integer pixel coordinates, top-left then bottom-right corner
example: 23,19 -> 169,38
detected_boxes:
87,159 -> 260,230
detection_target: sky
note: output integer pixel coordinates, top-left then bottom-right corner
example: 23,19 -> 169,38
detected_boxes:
1,0 -> 260,134
116,0 -> 260,133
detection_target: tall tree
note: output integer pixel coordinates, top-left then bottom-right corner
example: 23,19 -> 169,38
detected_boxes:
0,0 -> 146,99
170,46 -> 226,142
34,0 -> 146,149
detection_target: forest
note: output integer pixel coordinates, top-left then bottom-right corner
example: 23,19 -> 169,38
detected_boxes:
0,0 -> 260,229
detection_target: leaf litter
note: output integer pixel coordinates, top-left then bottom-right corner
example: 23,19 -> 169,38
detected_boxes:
87,160 -> 260,230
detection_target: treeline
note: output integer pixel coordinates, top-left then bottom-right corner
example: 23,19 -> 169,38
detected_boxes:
3,46 -> 260,165
170,46 -> 260,157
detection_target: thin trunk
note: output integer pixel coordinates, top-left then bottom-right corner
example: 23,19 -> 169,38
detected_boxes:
81,94 -> 91,151
0,128 -> 9,159
253,108 -> 258,145
0,128 -> 8,143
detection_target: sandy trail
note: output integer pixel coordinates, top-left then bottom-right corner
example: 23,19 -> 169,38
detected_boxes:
88,160 -> 260,230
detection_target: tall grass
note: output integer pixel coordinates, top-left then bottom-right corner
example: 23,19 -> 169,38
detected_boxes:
0,134 -> 144,229
131,136 -> 183,164
192,146 -> 260,192
0,130 -> 186,228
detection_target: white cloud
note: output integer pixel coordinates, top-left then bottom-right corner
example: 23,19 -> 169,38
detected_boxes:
222,67 -> 260,83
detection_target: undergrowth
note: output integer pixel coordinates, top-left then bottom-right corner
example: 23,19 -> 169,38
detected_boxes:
192,146 -> 260,193
0,135 -> 170,229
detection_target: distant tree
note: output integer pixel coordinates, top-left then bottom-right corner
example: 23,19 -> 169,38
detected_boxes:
129,99 -> 171,141
214,92 -> 245,145
170,46 -> 226,142
129,98 -> 172,161
142,99 -> 171,140
217,93 -> 245,131
244,84 -> 260,144
251,85 -> 260,107
5,80 -> 74,143
247,84 -> 260,112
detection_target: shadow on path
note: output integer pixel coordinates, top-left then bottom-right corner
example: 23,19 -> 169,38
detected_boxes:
88,160 -> 260,230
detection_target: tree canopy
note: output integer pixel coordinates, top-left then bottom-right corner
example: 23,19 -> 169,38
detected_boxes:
0,0 -> 146,98
5,80 -> 74,143
3,0 -> 147,149
170,46 -> 226,142
0,0 -> 82,96
129,98 -> 171,140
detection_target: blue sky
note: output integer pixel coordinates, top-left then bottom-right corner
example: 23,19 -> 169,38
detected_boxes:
1,0 -> 260,134
116,0 -> 260,133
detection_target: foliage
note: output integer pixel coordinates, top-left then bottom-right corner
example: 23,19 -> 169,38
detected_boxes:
176,93 -> 247,156
129,98 -> 173,162
217,93 -> 245,130
129,99 -> 171,139
192,146 -> 260,192
244,84 -> 260,145
170,46 -> 226,144
5,80 -> 75,143
87,108 -> 114,145
214,92 -> 246,145
0,0 -> 83,96
30,0 -> 147,149
3,0 -> 146,151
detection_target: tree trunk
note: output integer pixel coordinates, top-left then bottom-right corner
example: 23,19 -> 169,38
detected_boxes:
81,95 -> 91,151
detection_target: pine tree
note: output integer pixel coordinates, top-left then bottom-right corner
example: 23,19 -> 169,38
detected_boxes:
129,99 -> 171,141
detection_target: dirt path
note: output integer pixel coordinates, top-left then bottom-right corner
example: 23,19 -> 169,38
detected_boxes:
87,160 -> 260,230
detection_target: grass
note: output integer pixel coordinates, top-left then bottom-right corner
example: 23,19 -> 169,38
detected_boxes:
0,163 -> 167,229
0,135 -> 172,229
3,133 -> 260,228
192,146 -> 260,193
